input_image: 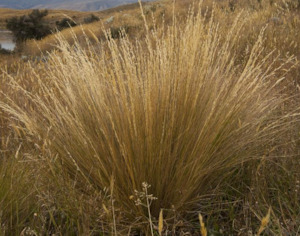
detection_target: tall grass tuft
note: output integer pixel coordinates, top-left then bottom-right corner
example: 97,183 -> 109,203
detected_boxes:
0,155 -> 39,234
0,2 -> 298,230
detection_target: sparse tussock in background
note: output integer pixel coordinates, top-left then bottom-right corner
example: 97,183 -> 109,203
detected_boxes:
0,0 -> 299,235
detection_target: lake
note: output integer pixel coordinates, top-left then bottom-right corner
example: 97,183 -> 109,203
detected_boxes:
0,30 -> 15,51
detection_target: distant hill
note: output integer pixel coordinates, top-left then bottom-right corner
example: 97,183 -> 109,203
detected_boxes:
0,0 -> 155,11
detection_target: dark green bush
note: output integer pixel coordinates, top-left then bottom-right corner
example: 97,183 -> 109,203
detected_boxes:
56,18 -> 77,30
6,9 -> 51,42
83,14 -> 100,24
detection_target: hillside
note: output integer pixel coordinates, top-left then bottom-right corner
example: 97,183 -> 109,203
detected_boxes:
0,0 -> 155,11
0,8 -> 97,28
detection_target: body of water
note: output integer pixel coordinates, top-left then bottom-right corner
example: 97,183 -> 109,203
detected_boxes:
0,30 -> 15,51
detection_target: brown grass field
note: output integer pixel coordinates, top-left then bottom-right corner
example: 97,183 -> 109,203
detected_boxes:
0,0 -> 299,235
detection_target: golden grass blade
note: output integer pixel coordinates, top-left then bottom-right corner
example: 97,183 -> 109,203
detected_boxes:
257,207 -> 271,236
198,213 -> 207,236
158,209 -> 163,236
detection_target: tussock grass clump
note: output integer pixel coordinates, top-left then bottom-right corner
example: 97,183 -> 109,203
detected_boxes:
0,155 -> 39,235
0,2 -> 299,233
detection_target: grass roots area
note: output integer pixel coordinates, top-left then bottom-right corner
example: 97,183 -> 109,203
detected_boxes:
0,1 -> 299,235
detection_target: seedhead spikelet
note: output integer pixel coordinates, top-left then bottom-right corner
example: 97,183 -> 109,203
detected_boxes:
158,209 -> 163,236
257,207 -> 271,235
198,213 -> 207,236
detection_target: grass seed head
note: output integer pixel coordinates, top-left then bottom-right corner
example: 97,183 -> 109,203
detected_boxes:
198,213 -> 207,236
158,209 -> 163,236
257,207 -> 271,235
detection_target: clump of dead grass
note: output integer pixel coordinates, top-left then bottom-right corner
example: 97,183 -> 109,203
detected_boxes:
0,1 -> 299,234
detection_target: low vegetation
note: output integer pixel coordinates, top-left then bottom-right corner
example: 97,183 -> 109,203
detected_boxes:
56,17 -> 78,30
0,0 -> 299,235
6,9 -> 51,41
83,14 -> 100,24
5,10 -> 101,43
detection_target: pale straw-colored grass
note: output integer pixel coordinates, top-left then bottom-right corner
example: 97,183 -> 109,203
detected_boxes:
0,1 -> 298,230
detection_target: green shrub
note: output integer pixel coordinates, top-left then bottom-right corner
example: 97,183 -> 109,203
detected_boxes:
6,9 -> 51,41
56,18 -> 77,31
83,14 -> 100,24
